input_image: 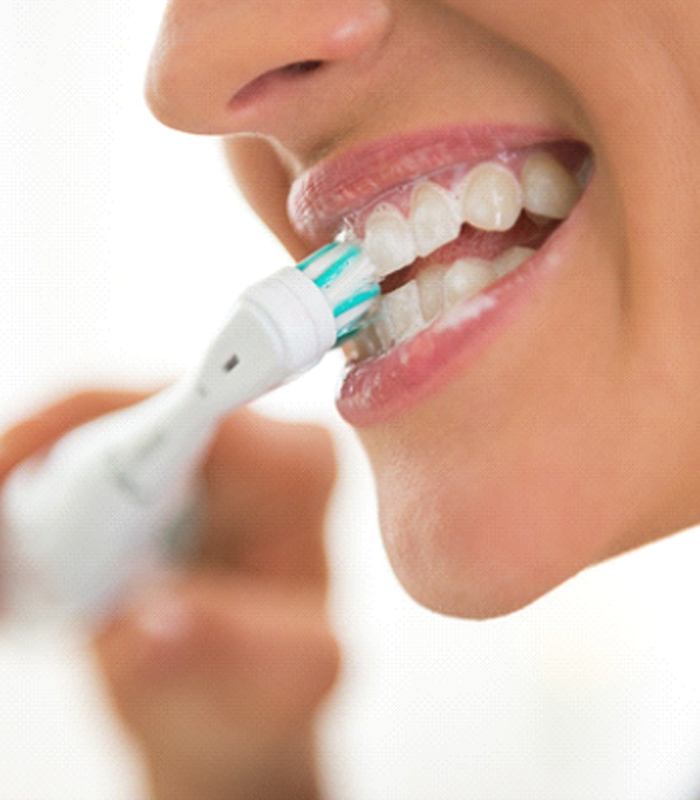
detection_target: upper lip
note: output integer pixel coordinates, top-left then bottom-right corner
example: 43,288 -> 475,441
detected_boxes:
287,123 -> 580,248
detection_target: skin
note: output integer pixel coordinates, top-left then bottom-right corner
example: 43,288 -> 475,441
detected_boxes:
147,0 -> 700,616
6,1 -> 700,797
0,391 -> 338,799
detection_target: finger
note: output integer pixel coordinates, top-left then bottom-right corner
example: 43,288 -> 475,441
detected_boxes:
199,408 -> 338,588
0,388 -> 157,482
93,573 -> 340,755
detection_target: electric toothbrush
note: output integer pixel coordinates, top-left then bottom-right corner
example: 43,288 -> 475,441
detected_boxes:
1,240 -> 379,625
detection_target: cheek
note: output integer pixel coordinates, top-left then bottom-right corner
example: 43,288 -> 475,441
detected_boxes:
223,138 -> 308,258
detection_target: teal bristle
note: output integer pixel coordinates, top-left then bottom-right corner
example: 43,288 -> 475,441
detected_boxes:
335,324 -> 363,347
315,243 -> 362,288
296,241 -> 380,346
335,316 -> 376,346
296,242 -> 337,273
332,284 -> 381,321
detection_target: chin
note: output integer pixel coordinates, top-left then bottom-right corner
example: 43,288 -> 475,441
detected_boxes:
378,497 -> 590,620
368,443 -> 617,620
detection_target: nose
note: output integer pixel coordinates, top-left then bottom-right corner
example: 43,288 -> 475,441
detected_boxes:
146,0 -> 393,139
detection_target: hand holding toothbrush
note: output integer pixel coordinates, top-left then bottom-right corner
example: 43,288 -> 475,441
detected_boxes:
0,240 -> 378,623
0,389 -> 340,800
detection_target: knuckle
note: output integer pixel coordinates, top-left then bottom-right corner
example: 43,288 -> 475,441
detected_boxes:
317,631 -> 343,695
44,387 -> 147,421
211,414 -> 338,498
297,424 -> 338,486
60,389 -> 114,416
300,628 -> 342,707
284,436 -> 338,508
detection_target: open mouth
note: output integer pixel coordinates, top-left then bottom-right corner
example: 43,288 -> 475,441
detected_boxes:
288,125 -> 594,424
339,141 -> 592,363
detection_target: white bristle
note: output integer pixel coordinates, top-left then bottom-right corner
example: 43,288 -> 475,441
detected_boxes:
298,242 -> 344,281
320,250 -> 377,307
334,299 -> 377,332
296,241 -> 380,339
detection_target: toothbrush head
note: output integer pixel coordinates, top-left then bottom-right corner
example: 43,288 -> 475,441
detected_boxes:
296,241 -> 380,346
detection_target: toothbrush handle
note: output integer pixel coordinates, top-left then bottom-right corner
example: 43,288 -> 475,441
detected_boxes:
0,385 -> 216,626
0,265 -> 339,628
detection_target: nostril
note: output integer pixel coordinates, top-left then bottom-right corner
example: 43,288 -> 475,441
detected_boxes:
231,60 -> 326,108
280,60 -> 324,75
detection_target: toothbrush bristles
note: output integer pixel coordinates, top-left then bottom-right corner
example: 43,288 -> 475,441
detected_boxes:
296,241 -> 380,345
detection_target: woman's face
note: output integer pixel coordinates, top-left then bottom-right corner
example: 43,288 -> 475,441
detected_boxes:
147,1 -> 700,617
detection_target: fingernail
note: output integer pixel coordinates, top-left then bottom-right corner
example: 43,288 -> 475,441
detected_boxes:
135,590 -> 192,644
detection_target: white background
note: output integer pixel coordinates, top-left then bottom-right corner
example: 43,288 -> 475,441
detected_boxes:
2,2 -> 700,798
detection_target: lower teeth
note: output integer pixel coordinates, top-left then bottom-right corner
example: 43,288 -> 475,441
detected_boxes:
343,245 -> 536,361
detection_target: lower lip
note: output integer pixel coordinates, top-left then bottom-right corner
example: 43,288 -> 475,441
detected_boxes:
335,186 -> 592,427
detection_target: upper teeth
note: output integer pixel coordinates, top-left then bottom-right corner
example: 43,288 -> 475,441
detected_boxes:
459,162 -> 522,233
410,181 -> 462,257
521,151 -> 581,219
363,204 -> 417,277
359,150 -> 582,278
